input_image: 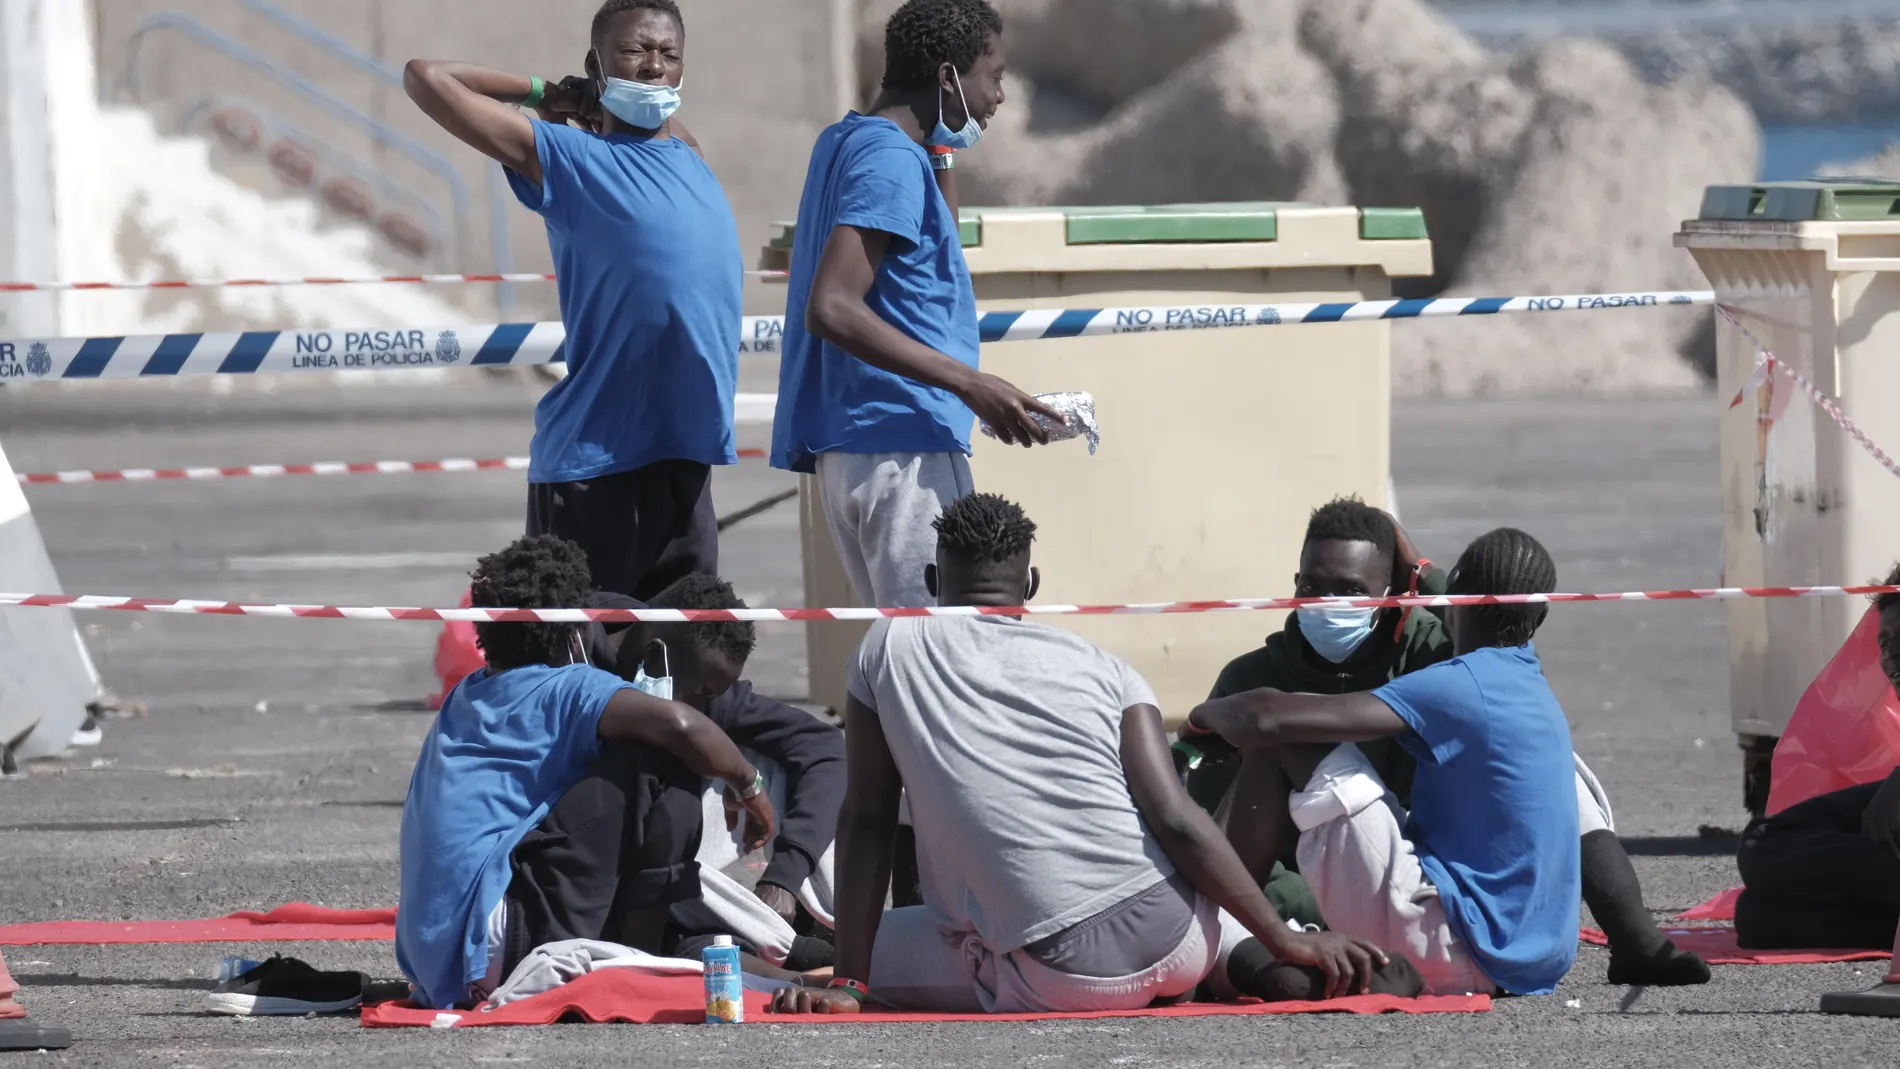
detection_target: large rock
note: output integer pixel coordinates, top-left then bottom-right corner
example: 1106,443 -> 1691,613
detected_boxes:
1396,38 -> 1756,395
1619,20 -> 1900,126
858,0 -> 1759,395
964,23 -> 1347,208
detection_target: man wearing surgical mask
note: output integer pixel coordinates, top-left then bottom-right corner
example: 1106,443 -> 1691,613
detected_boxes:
772,0 -> 1063,616
405,0 -> 743,603
1185,497 -> 1710,988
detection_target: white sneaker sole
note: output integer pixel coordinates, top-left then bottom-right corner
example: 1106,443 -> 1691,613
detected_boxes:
68,729 -> 103,747
205,992 -> 361,1016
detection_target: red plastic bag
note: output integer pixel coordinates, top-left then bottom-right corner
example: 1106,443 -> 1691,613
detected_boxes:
428,588 -> 484,710
1766,606 -> 1900,815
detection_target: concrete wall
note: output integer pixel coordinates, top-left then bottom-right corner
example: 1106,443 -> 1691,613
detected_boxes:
1,0 -> 62,335
90,0 -> 851,316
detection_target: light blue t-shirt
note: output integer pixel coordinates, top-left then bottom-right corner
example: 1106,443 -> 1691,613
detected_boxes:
770,112 -> 980,475
508,120 -> 742,483
1372,644 -> 1580,995
396,663 -> 630,1009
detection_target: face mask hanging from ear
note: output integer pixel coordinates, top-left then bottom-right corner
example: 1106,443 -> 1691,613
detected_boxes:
926,67 -> 982,150
630,639 -> 673,700
593,48 -> 682,129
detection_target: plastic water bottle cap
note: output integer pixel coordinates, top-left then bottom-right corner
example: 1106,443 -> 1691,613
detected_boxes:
713,934 -> 734,947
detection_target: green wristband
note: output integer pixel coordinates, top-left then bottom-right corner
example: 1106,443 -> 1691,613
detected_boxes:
522,76 -> 545,110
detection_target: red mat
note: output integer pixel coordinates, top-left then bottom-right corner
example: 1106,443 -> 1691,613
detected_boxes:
1675,888 -> 1741,922
0,904 -> 397,946
1580,925 -> 1890,965
361,970 -> 1490,1028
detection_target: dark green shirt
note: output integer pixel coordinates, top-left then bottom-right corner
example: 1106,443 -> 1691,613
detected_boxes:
1186,569 -> 1451,813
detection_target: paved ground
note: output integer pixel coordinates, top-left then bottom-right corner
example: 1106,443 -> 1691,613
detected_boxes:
2,377 -> 1897,1067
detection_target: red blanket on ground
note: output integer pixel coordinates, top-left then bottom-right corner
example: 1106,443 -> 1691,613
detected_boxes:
359,969 -> 1490,1028
0,904 -> 396,946
1579,925 -> 1890,965
1676,887 -> 1741,922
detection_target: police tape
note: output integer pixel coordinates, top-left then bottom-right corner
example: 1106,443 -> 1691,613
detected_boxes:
15,450 -> 771,486
0,271 -> 786,291
0,289 -> 1715,380
1718,306 -> 1900,483
0,584 -> 1891,623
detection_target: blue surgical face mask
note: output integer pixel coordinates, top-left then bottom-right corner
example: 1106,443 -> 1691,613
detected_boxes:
926,67 -> 982,150
1296,603 -> 1381,664
594,49 -> 681,130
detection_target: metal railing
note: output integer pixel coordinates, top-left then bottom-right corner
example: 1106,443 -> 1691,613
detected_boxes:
125,6 -> 518,313
234,0 -> 516,313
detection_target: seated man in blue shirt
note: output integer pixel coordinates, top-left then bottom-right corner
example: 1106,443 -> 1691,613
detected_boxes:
396,536 -> 775,1010
773,0 -> 1061,611
406,0 -> 743,601
1185,528 -> 1581,996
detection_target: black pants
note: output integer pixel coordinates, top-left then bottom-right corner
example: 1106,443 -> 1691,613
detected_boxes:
526,459 -> 716,601
1735,780 -> 1900,949
501,744 -> 706,974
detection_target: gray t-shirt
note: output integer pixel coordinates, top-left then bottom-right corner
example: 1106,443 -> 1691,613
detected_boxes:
847,615 -> 1175,953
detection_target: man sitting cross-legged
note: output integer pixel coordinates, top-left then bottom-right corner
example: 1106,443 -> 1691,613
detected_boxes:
772,493 -> 1417,1015
396,535 -> 776,1010
1189,497 -> 1707,986
1186,528 -> 1580,997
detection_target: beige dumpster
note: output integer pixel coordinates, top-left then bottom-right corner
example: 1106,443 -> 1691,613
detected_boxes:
765,203 -> 1435,722
1676,180 -> 1900,810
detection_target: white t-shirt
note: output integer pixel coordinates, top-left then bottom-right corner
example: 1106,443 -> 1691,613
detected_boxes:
847,615 -> 1174,952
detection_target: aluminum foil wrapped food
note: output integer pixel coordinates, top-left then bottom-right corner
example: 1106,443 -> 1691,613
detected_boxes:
979,391 -> 1100,455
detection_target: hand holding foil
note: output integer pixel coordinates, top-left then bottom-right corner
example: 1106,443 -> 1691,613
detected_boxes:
980,391 -> 1100,455
961,373 -> 1070,447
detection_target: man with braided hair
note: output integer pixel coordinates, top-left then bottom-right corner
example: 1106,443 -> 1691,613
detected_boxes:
772,494 -> 1418,1015
1185,528 -> 1581,997
1189,497 -> 1708,986
396,535 -> 776,1010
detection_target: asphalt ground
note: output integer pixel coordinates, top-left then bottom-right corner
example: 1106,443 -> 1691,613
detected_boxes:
2,375 -> 1897,1067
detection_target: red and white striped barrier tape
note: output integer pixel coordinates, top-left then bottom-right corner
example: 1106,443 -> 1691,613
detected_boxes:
1,586 -> 1895,623
1718,306 -> 1900,483
0,271 -> 784,292
16,450 -> 770,486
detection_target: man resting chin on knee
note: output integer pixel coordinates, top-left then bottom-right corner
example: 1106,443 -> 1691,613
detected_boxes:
771,494 -> 1417,1016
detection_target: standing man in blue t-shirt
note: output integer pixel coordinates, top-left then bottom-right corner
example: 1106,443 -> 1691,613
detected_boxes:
1184,528 -> 1582,997
406,0 -> 742,601
772,0 -> 1062,609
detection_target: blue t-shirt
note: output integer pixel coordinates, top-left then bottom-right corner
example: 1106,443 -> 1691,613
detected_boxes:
1371,644 -> 1580,995
396,663 -> 630,1009
770,113 -> 980,474
508,120 -> 742,483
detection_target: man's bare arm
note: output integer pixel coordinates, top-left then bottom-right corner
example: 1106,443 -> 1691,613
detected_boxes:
1188,689 -> 1408,750
404,60 -> 583,184
830,695 -> 903,986
805,224 -> 1062,448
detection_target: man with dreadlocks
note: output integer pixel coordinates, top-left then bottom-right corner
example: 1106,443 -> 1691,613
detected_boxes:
1187,498 -> 1708,987
1185,528 -> 1581,997
396,535 -> 776,1010
773,0 -> 1063,612
771,494 -> 1419,1015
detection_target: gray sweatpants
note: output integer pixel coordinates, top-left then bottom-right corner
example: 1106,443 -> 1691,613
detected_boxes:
815,452 -> 974,608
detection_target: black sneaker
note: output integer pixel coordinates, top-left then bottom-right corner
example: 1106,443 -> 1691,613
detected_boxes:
204,956 -> 365,1016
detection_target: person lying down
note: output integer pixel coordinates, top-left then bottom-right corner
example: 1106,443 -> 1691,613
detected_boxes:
772,494 -> 1422,1016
